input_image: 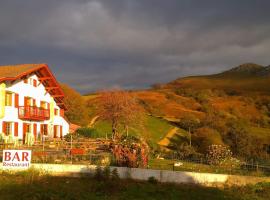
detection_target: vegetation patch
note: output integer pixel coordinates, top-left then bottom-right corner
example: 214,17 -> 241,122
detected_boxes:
1,171 -> 270,200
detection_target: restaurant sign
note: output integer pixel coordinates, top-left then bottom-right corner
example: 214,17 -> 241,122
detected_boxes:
2,150 -> 32,169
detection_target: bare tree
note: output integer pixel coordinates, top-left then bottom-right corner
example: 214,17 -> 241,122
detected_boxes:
97,89 -> 143,139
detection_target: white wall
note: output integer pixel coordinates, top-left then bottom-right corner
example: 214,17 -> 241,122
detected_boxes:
0,74 -> 69,139
19,163 -> 270,186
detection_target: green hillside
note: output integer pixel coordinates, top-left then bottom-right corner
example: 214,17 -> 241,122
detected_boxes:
93,115 -> 174,147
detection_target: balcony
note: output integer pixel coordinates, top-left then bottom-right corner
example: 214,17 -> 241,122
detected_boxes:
18,106 -> 50,121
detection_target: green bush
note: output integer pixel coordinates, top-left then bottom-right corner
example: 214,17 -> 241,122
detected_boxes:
94,166 -> 103,180
75,127 -> 100,138
102,166 -> 111,179
111,168 -> 120,181
206,145 -> 234,166
148,176 -> 158,184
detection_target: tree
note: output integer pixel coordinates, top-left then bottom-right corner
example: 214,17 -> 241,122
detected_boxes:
177,115 -> 201,146
225,119 -> 268,160
97,89 -> 143,139
178,115 -> 201,132
193,127 -> 224,154
111,136 -> 149,168
167,134 -> 199,159
61,84 -> 89,126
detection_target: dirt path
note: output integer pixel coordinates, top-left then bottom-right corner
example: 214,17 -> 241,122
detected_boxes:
88,115 -> 99,127
158,127 -> 179,147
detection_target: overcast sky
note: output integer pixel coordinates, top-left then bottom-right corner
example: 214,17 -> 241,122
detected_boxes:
0,0 -> 269,93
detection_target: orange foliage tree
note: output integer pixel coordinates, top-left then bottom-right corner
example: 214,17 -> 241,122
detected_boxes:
61,84 -> 89,126
97,89 -> 143,139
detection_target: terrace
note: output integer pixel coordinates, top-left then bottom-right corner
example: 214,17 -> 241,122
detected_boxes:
18,106 -> 50,121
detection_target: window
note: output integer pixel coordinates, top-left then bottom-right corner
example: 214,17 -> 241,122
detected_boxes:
25,124 -> 31,133
54,108 -> 59,116
40,101 -> 47,109
24,97 -> 31,107
5,92 -> 12,106
3,122 -> 12,135
54,125 -> 58,138
41,124 -> 48,135
33,99 -> 36,107
24,78 -> 38,87
33,79 -> 37,87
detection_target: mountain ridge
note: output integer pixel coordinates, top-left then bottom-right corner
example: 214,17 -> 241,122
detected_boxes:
165,63 -> 270,94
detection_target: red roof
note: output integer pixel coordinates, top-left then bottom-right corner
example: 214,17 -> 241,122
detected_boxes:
0,63 -> 66,110
69,123 -> 81,133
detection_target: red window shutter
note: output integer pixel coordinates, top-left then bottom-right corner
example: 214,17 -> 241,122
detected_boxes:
24,97 -> 29,107
14,122 -> 18,137
23,123 -> 27,143
2,122 -> 6,135
54,108 -> 57,115
33,79 -> 37,87
15,93 -> 19,108
40,124 -> 43,136
44,124 -> 48,135
33,123 -> 37,140
33,99 -> 36,107
24,79 -> 28,84
60,109 -> 64,117
60,126 -> 62,138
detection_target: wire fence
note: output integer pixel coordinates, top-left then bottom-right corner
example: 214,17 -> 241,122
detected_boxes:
149,157 -> 270,176
1,140 -> 270,177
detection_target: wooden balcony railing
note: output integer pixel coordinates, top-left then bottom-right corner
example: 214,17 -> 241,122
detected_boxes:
18,106 -> 50,121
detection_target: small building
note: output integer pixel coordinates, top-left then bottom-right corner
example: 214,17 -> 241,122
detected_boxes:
0,63 -> 69,143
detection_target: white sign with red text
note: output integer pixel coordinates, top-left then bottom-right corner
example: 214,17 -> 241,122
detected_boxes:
2,150 -> 32,170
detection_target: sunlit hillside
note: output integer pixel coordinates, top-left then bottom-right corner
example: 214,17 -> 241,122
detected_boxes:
82,63 -> 270,160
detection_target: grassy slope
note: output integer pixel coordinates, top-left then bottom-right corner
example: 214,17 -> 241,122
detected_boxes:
1,173 -> 270,200
250,127 -> 270,142
93,115 -> 174,144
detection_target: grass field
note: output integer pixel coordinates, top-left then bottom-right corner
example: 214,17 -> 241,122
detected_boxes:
93,116 -> 174,145
250,127 -> 270,142
0,171 -> 270,200
148,159 -> 270,176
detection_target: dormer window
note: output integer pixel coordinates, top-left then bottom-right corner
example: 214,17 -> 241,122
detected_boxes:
23,78 -> 38,87
54,108 -> 59,116
33,79 -> 37,87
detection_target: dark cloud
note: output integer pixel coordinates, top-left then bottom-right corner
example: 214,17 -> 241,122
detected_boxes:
0,0 -> 269,93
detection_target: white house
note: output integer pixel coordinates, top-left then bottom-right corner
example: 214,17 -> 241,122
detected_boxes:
0,63 -> 69,143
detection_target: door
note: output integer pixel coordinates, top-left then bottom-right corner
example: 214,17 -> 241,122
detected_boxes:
23,123 -> 31,144
33,123 -> 37,141
53,125 -> 57,138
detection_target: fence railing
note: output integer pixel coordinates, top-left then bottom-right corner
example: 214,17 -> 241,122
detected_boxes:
149,157 -> 270,176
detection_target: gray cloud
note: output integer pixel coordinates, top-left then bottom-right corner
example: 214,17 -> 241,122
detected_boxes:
0,0 -> 270,93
